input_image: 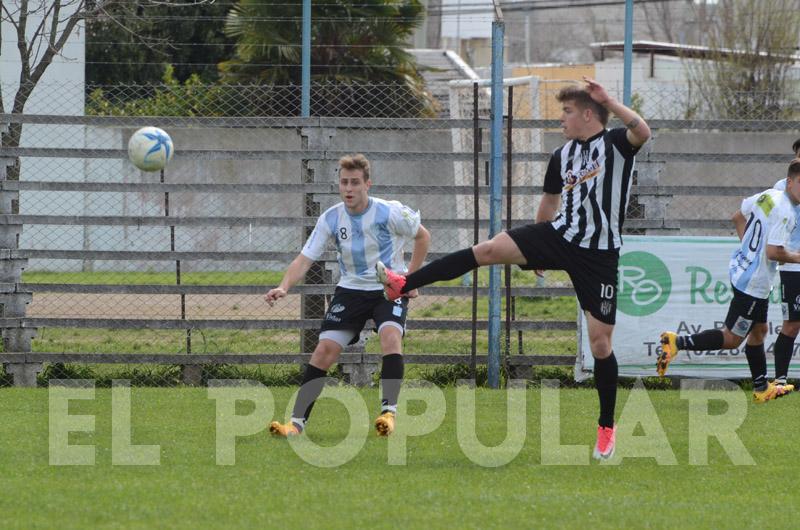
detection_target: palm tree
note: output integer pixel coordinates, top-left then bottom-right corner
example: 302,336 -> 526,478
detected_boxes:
218,0 -> 438,117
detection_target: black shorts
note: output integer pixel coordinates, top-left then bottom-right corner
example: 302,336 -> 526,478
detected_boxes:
320,287 -> 409,344
780,270 -> 800,321
724,285 -> 769,337
506,222 -> 619,325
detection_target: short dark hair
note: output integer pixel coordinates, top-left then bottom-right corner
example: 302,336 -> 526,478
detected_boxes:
792,138 -> 800,155
789,158 -> 800,178
338,153 -> 370,180
556,85 -> 609,126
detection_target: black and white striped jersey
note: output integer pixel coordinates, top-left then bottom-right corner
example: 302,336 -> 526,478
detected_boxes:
544,128 -> 640,250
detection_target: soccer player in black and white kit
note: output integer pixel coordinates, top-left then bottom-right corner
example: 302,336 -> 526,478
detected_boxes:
266,154 -> 431,437
376,78 -> 651,460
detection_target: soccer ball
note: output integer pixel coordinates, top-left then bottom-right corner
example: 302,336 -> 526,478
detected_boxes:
127,127 -> 174,172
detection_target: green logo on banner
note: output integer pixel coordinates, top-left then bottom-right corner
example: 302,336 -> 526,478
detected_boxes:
618,251 -> 672,316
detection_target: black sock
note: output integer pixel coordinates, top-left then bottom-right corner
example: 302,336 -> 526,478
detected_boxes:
380,353 -> 404,413
678,329 -> 724,351
291,364 -> 328,429
744,343 -> 768,391
402,248 -> 479,293
774,333 -> 795,383
594,352 -> 618,429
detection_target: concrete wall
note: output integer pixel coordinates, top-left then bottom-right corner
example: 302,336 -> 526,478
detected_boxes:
20,126 -> 460,272
18,122 -> 800,271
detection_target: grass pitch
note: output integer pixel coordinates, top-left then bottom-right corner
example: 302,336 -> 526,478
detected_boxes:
1,386 -> 797,529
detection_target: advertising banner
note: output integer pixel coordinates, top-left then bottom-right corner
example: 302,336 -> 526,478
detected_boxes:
577,236 -> 794,380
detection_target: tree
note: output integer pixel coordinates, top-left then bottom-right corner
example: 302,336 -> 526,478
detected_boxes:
218,0 -> 437,117
86,1 -> 234,86
1,1 -> 121,183
684,0 -> 800,120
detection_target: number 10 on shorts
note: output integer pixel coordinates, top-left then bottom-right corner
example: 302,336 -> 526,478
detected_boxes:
600,283 -> 615,299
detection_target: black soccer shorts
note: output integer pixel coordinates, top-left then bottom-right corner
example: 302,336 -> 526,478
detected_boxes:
506,222 -> 619,325
320,287 -> 409,344
724,285 -> 769,337
780,270 -> 800,321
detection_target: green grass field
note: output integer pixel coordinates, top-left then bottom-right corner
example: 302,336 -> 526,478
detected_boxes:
2,385 -> 797,529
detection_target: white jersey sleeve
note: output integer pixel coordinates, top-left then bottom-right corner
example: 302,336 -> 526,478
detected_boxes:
386,200 -> 421,239
774,178 -> 787,192
740,194 -> 757,216
300,208 -> 334,261
774,178 -> 800,272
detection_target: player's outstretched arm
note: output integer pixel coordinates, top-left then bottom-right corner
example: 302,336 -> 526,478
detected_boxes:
265,254 -> 314,307
403,225 -> 431,299
582,76 -> 651,147
536,193 -> 561,224
407,224 -> 431,274
767,245 -> 800,264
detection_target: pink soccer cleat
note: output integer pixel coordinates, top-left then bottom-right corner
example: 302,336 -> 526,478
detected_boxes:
593,425 -> 616,460
375,261 -> 407,301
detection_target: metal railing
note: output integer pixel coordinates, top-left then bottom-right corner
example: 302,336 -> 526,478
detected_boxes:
1,103 -> 799,387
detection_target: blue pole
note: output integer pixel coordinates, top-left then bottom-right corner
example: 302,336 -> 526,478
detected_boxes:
623,0 -> 633,106
488,19 -> 504,389
301,0 -> 311,117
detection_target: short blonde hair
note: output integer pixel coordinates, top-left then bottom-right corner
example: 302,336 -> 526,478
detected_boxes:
338,154 -> 370,181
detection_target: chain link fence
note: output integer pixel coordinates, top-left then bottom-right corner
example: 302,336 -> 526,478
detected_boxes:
1,80 -> 798,386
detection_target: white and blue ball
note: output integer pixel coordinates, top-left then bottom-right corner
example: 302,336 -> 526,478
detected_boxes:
127,127 -> 174,172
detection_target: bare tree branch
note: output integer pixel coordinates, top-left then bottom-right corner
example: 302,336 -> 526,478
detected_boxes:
15,0 -> 31,82
0,1 -> 23,22
29,0 -> 58,69
29,0 -> 57,53
30,2 -> 89,85
642,1 -> 676,42
685,0 -> 800,119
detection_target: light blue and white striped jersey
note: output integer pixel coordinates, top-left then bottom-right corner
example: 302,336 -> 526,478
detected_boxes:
729,188 -> 796,298
302,197 -> 421,290
772,178 -> 800,272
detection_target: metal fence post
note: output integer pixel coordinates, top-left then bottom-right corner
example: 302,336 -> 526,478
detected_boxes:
300,126 -> 336,354
488,15 -> 505,389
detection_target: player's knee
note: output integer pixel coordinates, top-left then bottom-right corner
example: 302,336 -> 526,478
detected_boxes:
312,341 -> 342,368
721,329 -> 745,349
589,336 -> 612,358
749,323 -> 768,341
378,327 -> 403,352
781,320 -> 800,338
472,242 -> 493,264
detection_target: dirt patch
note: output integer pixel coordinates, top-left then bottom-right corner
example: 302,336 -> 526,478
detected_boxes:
26,292 -> 445,319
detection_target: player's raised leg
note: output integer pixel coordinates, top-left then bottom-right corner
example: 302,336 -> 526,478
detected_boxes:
376,232 -> 526,301
658,285 -> 759,377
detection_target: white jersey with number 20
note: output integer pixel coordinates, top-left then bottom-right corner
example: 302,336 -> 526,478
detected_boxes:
729,188 -> 796,298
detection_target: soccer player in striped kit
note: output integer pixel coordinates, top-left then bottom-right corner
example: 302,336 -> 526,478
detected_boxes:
377,78 -> 651,460
266,154 -> 430,437
766,139 -> 800,388
658,159 -> 800,402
